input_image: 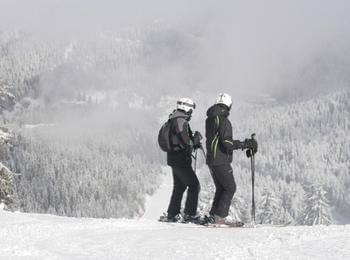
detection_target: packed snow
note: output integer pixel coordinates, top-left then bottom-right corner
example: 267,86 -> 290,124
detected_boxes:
1,153 -> 349,259
1,187 -> 350,260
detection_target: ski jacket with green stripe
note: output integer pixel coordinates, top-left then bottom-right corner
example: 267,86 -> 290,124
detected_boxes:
205,104 -> 242,166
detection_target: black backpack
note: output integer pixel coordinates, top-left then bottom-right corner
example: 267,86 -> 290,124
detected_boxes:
158,119 -> 173,152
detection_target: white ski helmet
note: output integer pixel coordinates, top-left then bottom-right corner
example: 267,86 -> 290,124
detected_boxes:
176,97 -> 196,114
216,93 -> 232,110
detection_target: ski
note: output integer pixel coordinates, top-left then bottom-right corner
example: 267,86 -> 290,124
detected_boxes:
205,222 -> 245,228
254,223 -> 292,228
241,222 -> 292,228
159,214 -> 291,228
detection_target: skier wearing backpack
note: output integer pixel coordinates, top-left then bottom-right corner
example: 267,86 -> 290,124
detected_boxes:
159,98 -> 202,223
205,93 -> 257,225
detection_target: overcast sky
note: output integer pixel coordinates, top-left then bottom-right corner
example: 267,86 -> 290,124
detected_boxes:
1,0 -> 350,99
1,0 -> 349,40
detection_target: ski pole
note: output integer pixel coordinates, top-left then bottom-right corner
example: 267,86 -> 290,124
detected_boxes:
194,149 -> 198,174
250,133 -> 256,226
251,152 -> 255,225
199,145 -> 216,180
199,145 -> 206,159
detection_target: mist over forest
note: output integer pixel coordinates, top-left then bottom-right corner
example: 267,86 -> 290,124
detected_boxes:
0,0 -> 349,224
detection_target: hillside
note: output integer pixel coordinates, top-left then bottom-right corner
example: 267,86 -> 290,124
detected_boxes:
0,27 -> 349,223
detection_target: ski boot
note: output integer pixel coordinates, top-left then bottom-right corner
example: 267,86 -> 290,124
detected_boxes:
158,213 -> 182,223
208,215 -> 244,227
182,214 -> 202,224
202,214 -> 215,225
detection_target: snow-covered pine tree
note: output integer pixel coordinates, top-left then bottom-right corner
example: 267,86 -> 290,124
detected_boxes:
280,181 -> 304,225
229,195 -> 250,223
257,188 -> 281,224
0,162 -> 16,210
301,184 -> 332,225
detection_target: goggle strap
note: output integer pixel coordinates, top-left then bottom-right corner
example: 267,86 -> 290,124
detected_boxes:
177,101 -> 196,109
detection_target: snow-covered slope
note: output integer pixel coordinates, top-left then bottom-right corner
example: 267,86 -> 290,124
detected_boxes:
143,167 -> 171,220
0,209 -> 349,260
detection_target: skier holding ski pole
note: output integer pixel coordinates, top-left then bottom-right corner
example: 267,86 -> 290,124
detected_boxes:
204,93 -> 258,225
157,98 -> 202,223
246,133 -> 258,225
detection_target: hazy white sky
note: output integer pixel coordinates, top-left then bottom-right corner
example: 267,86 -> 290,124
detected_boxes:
1,0 -> 349,38
1,0 -> 350,98
0,0 -> 212,37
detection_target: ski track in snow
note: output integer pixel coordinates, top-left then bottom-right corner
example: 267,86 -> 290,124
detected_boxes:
1,170 -> 350,260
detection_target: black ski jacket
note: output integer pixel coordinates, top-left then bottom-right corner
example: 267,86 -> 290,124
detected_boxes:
167,110 -> 194,167
205,104 -> 242,166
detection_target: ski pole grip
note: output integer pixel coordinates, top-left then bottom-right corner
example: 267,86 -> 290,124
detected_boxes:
251,133 -> 257,154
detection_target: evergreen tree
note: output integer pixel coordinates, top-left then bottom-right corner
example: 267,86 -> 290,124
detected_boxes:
301,184 -> 332,225
230,195 -> 250,223
257,188 -> 281,224
0,162 -> 16,210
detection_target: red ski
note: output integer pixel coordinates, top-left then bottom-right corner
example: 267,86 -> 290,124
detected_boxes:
205,222 -> 245,228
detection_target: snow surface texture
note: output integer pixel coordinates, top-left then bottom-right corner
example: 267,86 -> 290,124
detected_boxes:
1,172 -> 349,260
0,209 -> 349,260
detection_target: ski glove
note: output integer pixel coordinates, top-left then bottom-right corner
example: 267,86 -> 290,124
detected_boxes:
244,138 -> 258,157
243,138 -> 257,149
193,131 -> 202,149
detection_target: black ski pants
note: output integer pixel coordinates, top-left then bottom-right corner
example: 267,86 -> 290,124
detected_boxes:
209,164 -> 236,218
167,166 -> 200,217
